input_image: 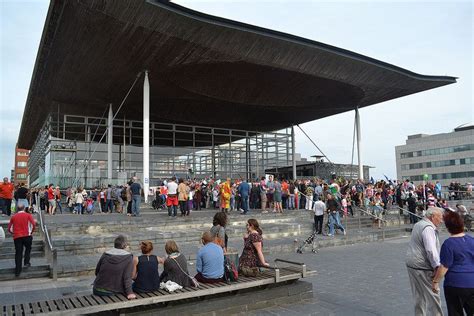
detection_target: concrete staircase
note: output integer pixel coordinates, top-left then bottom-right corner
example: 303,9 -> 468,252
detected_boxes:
0,209 -> 412,281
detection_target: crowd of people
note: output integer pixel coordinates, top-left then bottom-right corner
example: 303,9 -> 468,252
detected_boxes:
92,215 -> 269,299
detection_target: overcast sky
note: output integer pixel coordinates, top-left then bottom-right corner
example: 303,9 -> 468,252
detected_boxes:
0,0 -> 472,181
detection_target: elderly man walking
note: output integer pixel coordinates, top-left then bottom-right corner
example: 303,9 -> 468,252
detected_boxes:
405,207 -> 444,316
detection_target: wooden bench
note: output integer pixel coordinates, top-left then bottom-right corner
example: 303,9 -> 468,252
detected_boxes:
1,260 -> 313,316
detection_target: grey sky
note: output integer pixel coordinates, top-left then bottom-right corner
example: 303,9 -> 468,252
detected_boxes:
0,0 -> 472,180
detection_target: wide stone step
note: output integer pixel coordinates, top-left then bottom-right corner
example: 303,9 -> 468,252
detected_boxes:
46,215 -> 376,237
0,251 -> 44,260
51,226 -> 411,278
0,258 -> 50,281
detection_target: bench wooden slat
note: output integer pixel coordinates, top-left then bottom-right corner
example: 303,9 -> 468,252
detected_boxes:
90,295 -> 107,305
100,296 -> 114,305
76,296 -> 91,307
46,300 -> 58,312
114,294 -> 128,301
69,297 -> 84,308
80,296 -> 96,307
156,289 -> 169,296
151,290 -> 166,297
30,302 -> 41,314
39,301 -> 50,314
108,295 -> 123,303
22,303 -> 32,316
53,299 -> 67,311
198,284 -> 211,290
61,298 -> 75,310
5,305 -> 13,316
14,304 -> 23,316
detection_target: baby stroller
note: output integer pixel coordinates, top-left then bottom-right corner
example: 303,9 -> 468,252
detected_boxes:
152,194 -> 166,210
296,230 -> 319,254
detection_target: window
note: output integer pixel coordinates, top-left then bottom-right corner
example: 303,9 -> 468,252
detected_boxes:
400,144 -> 474,159
16,173 -> 27,179
17,161 -> 27,167
17,152 -> 28,156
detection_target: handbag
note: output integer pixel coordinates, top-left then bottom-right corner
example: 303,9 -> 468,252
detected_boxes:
223,256 -> 238,282
171,257 -> 199,288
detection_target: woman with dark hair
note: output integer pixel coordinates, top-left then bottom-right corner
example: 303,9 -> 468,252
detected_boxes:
132,241 -> 162,293
210,212 -> 228,251
238,219 -> 270,276
432,211 -> 474,316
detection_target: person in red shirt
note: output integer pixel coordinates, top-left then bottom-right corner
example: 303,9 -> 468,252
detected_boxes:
47,184 -> 56,215
0,177 -> 15,216
7,204 -> 36,277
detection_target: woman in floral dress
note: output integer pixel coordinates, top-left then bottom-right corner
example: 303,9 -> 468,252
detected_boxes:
238,219 -> 270,276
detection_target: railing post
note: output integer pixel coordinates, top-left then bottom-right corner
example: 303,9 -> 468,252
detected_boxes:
52,249 -> 58,281
358,215 -> 361,232
382,222 -> 385,241
344,215 -> 348,234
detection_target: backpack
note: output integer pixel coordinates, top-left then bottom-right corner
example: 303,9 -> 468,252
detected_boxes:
121,189 -> 127,200
223,256 -> 238,283
111,189 -> 117,200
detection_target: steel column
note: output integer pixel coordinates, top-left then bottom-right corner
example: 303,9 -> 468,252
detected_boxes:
143,71 -> 150,203
107,104 -> 113,183
291,126 -> 297,180
355,107 -> 363,180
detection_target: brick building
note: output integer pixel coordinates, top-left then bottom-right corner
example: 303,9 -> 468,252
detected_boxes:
14,145 -> 29,186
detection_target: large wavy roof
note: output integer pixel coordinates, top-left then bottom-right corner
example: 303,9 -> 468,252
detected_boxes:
18,0 -> 456,148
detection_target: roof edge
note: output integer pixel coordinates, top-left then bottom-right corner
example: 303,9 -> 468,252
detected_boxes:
154,0 -> 456,83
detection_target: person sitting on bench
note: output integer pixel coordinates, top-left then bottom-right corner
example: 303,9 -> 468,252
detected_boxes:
195,231 -> 224,283
132,240 -> 162,293
93,235 -> 136,300
160,240 -> 195,287
238,219 -> 270,277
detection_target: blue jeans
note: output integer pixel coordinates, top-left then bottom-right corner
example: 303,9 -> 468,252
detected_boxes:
132,195 -> 141,216
16,199 -> 29,209
105,199 -> 114,213
241,195 -> 249,213
76,203 -> 83,215
289,194 -> 295,209
56,199 -> 62,214
329,212 -> 345,235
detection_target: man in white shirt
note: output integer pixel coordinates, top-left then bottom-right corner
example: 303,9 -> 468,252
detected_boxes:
405,207 -> 444,316
166,177 -> 179,217
313,197 -> 326,234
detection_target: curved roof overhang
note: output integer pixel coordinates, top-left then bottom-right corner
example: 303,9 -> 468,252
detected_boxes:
18,0 -> 456,148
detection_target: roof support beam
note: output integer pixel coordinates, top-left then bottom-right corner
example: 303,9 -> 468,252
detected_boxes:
107,104 -> 113,183
355,107 -> 363,181
143,71 -> 150,203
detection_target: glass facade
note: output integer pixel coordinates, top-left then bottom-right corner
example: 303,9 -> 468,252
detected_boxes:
29,114 -> 292,188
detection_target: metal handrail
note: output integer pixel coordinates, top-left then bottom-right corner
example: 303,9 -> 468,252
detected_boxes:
352,206 -> 388,223
393,205 -> 423,219
37,209 -> 57,280
274,258 -> 307,278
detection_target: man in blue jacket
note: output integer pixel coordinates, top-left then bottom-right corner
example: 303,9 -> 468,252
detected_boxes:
238,179 -> 251,214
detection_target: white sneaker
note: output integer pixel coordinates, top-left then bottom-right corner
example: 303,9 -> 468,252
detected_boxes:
343,230 -> 347,236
